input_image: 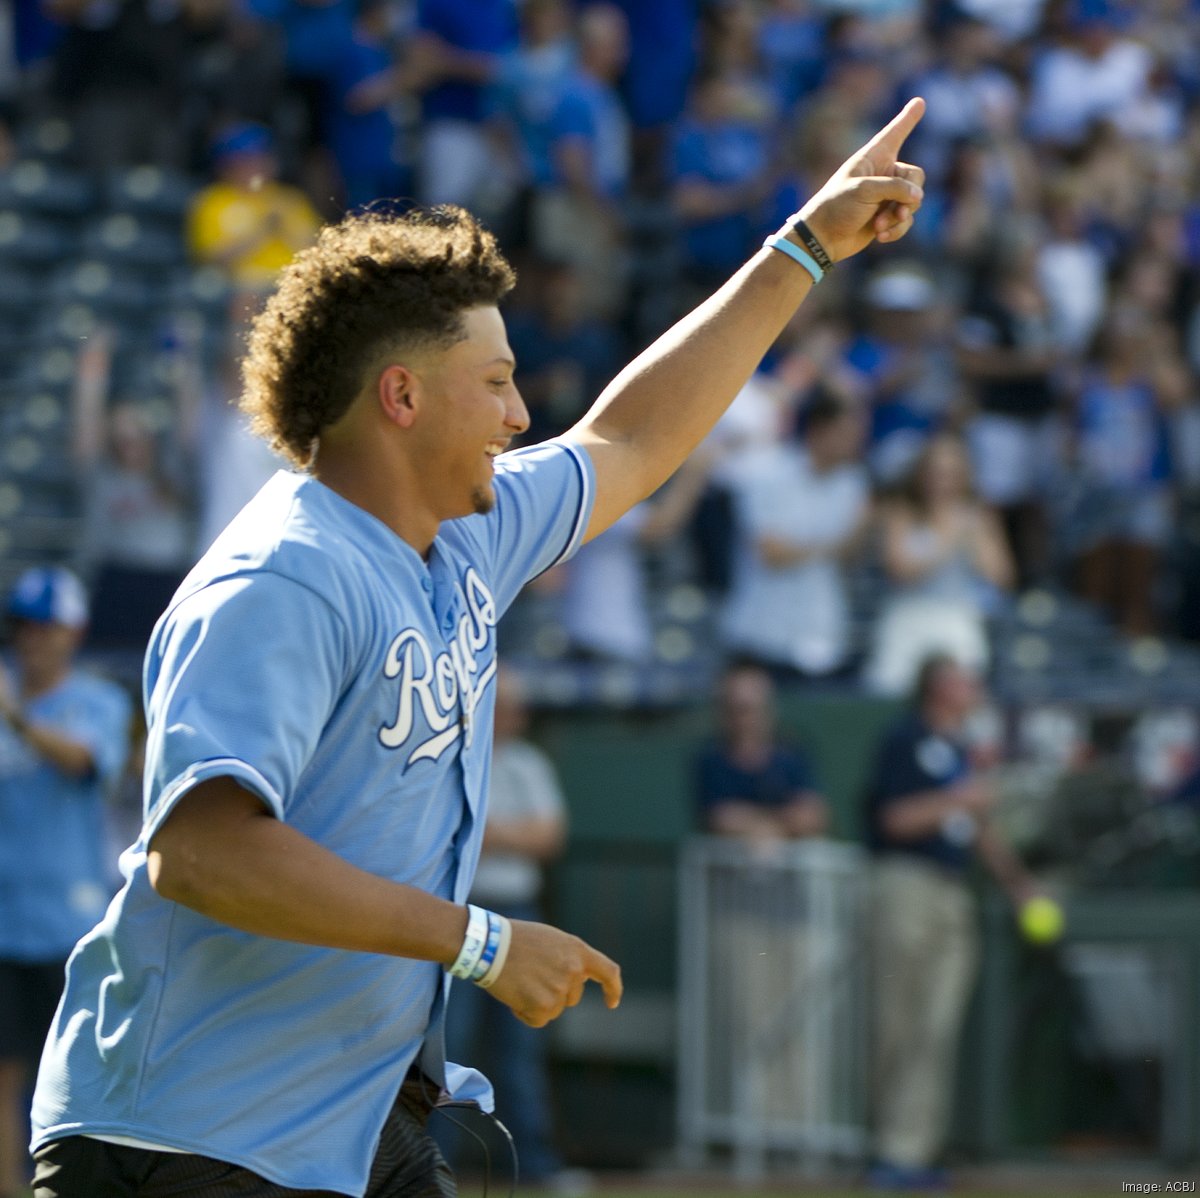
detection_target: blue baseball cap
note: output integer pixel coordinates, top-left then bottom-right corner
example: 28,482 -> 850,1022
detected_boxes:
211,122 -> 273,163
6,566 -> 89,629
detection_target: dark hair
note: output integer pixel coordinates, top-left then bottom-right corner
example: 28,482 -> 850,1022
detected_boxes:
799,387 -> 854,438
241,205 -> 516,467
914,652 -> 959,706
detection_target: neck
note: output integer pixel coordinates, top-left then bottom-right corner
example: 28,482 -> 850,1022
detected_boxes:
22,663 -> 68,700
923,702 -> 962,736
312,437 -> 439,557
727,732 -> 771,761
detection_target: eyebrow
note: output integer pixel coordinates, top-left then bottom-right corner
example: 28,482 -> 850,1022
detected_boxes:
482,356 -> 517,371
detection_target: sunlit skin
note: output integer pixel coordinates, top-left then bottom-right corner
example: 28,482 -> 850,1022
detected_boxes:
313,306 -> 530,556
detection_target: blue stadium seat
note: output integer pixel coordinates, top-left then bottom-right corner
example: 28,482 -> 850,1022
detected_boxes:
104,166 -> 198,223
0,161 -> 97,219
163,264 -> 233,320
14,118 -> 77,163
48,261 -> 157,319
0,266 -> 45,313
0,211 -> 79,267
80,214 -> 187,273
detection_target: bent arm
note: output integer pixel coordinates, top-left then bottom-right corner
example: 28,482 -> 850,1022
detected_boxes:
879,778 -> 988,842
483,814 -> 566,862
5,713 -> 96,777
568,99 -> 926,541
976,820 -> 1034,905
707,792 -> 829,839
0,679 -> 97,779
971,508 -> 1016,591
149,776 -> 469,964
149,775 -> 621,1026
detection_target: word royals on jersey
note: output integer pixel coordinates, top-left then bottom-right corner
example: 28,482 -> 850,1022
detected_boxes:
380,567 -> 499,764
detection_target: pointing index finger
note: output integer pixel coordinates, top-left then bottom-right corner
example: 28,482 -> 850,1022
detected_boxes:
585,946 -> 623,1009
863,97 -> 926,161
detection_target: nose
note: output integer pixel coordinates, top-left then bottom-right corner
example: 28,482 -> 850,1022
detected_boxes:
506,384 -> 530,436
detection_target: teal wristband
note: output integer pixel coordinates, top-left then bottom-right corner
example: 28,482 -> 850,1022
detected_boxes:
763,233 -> 823,283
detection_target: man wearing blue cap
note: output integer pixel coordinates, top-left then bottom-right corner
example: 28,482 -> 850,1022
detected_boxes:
0,567 -> 130,1198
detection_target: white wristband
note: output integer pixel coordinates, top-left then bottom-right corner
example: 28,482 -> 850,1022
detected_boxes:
448,904 -> 490,980
475,915 -> 512,990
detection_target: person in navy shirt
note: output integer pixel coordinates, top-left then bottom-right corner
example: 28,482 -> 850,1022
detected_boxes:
31,102 -> 928,1198
697,663 -> 829,839
0,568 -> 130,1198
865,653 -> 1033,1191
693,663 -> 829,1136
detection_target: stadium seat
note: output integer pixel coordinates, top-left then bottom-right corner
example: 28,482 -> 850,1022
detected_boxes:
81,214 -> 187,273
104,165 -> 199,223
163,265 -> 233,321
0,210 -> 79,267
47,261 -> 157,320
0,266 -> 45,314
14,117 -> 77,163
0,160 -> 96,219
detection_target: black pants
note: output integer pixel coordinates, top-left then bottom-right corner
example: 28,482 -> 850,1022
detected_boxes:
32,1075 -> 456,1198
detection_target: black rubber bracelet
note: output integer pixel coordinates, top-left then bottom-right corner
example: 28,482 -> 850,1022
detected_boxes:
790,219 -> 834,273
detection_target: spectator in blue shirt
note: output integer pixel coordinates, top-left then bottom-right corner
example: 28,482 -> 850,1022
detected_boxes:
605,0 -> 696,190
324,0 -> 408,210
865,654 -> 1032,1191
520,4 -> 632,322
486,0 -> 577,193
670,72 -> 779,296
504,258 -> 624,443
407,0 -> 518,208
244,0 -> 357,155
0,568 -> 130,1197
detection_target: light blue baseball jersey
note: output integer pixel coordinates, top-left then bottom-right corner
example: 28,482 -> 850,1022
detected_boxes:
32,439 -> 594,1196
0,669 -> 130,960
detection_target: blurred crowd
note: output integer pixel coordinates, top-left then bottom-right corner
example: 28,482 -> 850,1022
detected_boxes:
3,0 -> 1200,684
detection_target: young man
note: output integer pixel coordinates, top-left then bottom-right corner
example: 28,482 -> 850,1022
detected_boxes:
30,100 -> 927,1198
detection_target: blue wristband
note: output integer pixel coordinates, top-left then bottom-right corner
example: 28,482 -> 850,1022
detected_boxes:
763,233 -> 823,284
470,911 -> 504,982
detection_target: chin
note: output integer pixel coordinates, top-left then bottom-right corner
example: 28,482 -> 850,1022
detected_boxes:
471,485 -> 495,516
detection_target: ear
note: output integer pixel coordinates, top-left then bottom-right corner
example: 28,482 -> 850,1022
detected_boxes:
378,364 -> 419,429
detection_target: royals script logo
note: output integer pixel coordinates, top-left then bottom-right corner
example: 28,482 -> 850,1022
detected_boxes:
377,567 -> 498,766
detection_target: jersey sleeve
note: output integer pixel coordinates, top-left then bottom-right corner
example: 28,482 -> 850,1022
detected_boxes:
455,438 -> 595,615
141,572 -> 351,844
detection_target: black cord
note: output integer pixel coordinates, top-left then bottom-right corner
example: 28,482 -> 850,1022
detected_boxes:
420,1072 -> 519,1198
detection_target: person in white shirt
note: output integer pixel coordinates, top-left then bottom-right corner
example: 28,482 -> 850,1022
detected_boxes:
720,391 -> 871,681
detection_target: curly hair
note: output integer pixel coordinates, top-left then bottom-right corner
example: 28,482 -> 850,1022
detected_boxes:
241,206 -> 516,467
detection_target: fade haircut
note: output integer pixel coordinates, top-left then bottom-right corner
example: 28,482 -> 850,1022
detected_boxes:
241,206 -> 516,467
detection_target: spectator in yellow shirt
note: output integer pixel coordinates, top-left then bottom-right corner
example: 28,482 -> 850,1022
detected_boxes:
187,122 -> 322,288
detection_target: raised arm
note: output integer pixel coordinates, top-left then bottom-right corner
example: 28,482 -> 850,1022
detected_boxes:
569,98 -> 926,541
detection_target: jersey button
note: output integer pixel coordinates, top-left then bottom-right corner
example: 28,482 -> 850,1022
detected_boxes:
420,576 -> 432,593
